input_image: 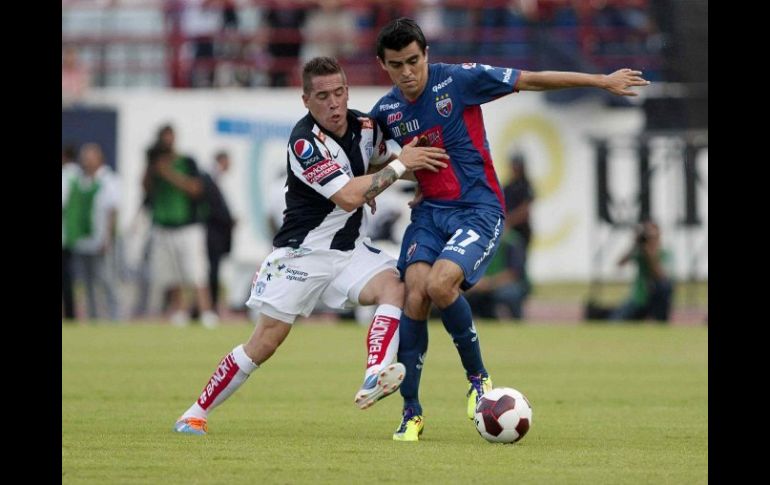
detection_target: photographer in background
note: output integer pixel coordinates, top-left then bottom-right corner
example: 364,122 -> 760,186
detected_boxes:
610,220 -> 674,323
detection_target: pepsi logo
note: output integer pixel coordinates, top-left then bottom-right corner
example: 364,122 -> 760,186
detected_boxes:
293,139 -> 314,159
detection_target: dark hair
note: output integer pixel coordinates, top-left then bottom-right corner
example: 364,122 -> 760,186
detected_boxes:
302,57 -> 346,95
157,124 -> 173,138
376,17 -> 427,61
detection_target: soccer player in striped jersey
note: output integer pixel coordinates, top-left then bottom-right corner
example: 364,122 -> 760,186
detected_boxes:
173,57 -> 448,435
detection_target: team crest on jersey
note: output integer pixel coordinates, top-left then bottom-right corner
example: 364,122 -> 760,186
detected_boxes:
435,94 -> 453,117
287,247 -> 312,258
293,139 -> 314,159
406,241 -> 417,262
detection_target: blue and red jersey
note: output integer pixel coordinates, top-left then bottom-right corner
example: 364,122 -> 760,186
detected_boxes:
371,62 -> 521,214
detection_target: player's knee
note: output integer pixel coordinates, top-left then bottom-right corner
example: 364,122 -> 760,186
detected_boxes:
404,288 -> 430,319
374,278 -> 405,307
426,275 -> 460,308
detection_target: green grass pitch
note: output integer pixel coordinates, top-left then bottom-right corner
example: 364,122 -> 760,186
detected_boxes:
62,322 -> 707,484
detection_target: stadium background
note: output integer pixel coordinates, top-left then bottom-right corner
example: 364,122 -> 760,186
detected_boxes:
62,0 -> 707,322
62,2 -> 708,483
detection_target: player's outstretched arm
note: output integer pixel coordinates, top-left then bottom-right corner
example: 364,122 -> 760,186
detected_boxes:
517,68 -> 650,96
331,138 -> 447,212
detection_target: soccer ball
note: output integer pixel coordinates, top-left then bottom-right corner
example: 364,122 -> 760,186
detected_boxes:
474,387 -> 532,444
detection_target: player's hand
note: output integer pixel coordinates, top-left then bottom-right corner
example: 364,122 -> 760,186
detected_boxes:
399,137 -> 449,173
367,198 -> 377,214
153,158 -> 174,177
604,68 -> 650,96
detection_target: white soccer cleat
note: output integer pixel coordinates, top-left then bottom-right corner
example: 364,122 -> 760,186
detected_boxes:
354,363 -> 406,410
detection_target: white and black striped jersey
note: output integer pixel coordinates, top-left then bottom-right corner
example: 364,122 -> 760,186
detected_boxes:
273,109 -> 396,251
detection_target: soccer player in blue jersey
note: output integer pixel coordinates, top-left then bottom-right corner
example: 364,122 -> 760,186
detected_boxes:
371,18 -> 650,441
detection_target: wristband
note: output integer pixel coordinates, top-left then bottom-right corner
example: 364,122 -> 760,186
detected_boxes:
388,159 -> 407,178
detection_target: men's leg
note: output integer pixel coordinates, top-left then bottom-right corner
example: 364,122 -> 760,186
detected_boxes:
649,279 -> 674,322
493,282 -> 528,319
62,248 -> 75,319
609,299 -> 643,322
389,264 -> 431,440
208,249 -> 221,311
429,260 -> 488,378
174,313 -> 292,434
353,268 -> 405,409
431,267 -> 492,419
397,263 -> 432,416
81,254 -> 99,320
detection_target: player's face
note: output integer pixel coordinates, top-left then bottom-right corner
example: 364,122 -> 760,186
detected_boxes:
302,73 -> 349,137
379,41 -> 429,102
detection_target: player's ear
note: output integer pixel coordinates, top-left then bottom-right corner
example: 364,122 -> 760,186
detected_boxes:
376,56 -> 386,71
302,93 -> 309,108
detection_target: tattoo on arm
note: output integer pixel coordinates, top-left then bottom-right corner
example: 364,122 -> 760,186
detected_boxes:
363,166 -> 399,202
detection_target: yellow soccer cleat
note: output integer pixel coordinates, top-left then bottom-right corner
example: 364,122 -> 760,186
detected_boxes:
392,408 -> 424,442
466,374 -> 493,420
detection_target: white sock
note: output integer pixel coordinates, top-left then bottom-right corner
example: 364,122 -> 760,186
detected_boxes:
181,344 -> 258,419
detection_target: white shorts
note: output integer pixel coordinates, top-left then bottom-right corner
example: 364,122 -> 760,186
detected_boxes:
150,223 -> 208,288
246,238 -> 397,324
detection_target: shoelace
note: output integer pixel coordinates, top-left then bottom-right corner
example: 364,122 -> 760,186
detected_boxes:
467,375 -> 486,398
397,408 -> 416,433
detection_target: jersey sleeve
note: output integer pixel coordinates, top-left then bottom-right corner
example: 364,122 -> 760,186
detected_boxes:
287,132 -> 350,199
370,117 -> 398,165
452,63 -> 521,105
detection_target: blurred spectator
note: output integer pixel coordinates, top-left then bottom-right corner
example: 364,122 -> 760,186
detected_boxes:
478,1 -> 531,60
465,151 -> 535,320
300,0 -> 358,64
128,125 -> 176,318
62,45 -> 90,105
142,127 -> 218,328
182,0 -> 221,87
430,2 -> 478,59
201,150 -> 236,315
464,218 -> 531,320
63,143 -> 121,321
212,0 -> 263,88
503,152 -> 535,256
610,220 -> 674,322
264,1 -> 307,86
62,144 -> 80,320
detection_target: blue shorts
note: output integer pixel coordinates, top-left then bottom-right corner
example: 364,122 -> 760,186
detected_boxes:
397,204 -> 504,290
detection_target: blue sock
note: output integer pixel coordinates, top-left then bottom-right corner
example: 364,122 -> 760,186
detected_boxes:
440,295 -> 487,378
397,314 -> 428,415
